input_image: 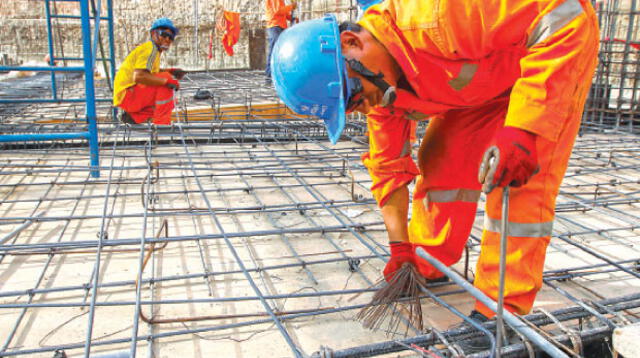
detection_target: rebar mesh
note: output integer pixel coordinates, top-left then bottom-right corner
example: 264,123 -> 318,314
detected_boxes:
0,1 -> 639,357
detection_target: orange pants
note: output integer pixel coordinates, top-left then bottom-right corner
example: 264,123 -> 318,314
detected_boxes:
408,39 -> 599,318
118,72 -> 175,125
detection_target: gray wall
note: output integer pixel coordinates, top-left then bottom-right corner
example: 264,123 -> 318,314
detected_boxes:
0,0 -> 356,70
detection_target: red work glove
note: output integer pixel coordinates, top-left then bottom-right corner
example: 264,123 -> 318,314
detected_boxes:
492,126 -> 538,189
165,77 -> 180,91
168,68 -> 186,80
383,242 -> 414,282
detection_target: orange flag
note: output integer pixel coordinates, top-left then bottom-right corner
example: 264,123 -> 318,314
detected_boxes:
221,11 -> 241,56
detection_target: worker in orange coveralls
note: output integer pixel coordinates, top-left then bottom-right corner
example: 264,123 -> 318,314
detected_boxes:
269,0 -> 600,335
264,0 -> 297,84
113,18 -> 185,125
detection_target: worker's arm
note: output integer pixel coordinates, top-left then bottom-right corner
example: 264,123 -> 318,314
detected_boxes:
380,185 -> 410,243
362,107 -> 419,241
133,69 -> 170,87
381,185 -> 413,282
363,107 -> 419,281
429,1 -> 598,142
276,2 -> 296,17
266,0 -> 295,20
504,4 -> 599,142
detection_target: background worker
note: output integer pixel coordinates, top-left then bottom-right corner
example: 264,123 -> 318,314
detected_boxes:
269,0 -> 599,331
264,0 -> 296,84
113,17 -> 185,125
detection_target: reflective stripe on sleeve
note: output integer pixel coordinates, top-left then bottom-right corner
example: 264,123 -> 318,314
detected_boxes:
484,215 -> 554,238
527,0 -> 584,47
427,189 -> 481,203
400,140 -> 411,157
147,45 -> 158,71
448,63 -> 478,91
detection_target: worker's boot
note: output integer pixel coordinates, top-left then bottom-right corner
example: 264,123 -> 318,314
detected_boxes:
448,310 -> 493,353
120,111 -> 136,125
448,310 -> 518,354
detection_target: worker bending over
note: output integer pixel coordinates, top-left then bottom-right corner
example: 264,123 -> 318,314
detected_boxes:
270,0 -> 599,330
113,17 -> 185,125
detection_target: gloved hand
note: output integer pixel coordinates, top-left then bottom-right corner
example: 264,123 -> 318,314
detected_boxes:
383,242 -> 414,282
491,126 -> 538,189
165,77 -> 180,91
168,68 -> 186,80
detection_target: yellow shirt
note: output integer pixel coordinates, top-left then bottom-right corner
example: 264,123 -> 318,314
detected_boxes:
113,41 -> 161,106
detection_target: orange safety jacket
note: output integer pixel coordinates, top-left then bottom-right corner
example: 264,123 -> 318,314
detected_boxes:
359,0 -> 594,206
266,0 -> 294,29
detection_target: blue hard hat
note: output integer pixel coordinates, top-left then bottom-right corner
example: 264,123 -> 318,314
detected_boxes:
150,17 -> 179,36
271,14 -> 348,144
356,0 -> 382,11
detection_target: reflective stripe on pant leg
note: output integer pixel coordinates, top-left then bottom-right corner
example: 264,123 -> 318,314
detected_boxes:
474,230 -> 551,318
480,200 -> 555,315
119,84 -> 158,123
152,72 -> 176,125
484,216 -> 553,238
410,99 -> 506,279
409,189 -> 479,279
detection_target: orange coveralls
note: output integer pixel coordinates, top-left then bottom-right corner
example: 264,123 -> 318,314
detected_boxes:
359,0 -> 599,317
265,0 -> 294,29
119,71 -> 175,125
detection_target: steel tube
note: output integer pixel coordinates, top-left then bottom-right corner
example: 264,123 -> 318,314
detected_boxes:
415,247 -> 570,358
0,132 -> 90,142
496,187 -> 510,356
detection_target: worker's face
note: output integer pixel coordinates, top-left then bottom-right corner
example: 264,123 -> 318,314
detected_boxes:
340,30 -> 398,114
152,29 -> 175,51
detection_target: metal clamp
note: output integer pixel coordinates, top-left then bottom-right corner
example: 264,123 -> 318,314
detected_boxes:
478,146 -> 500,194
536,308 -> 584,356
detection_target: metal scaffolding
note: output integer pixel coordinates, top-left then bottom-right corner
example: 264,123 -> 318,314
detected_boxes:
0,1 -> 639,358
0,0 -> 116,178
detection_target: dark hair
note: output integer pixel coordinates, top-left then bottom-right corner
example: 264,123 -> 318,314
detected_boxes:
339,21 -> 363,33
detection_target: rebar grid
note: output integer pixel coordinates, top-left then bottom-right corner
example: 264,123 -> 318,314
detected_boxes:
585,0 -> 640,134
1,13 -> 640,354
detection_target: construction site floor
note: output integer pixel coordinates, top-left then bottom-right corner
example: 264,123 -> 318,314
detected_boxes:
1,70 -> 639,358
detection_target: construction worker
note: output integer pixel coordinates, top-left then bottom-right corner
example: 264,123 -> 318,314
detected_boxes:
113,17 -> 185,125
269,0 -> 599,332
265,0 -> 297,84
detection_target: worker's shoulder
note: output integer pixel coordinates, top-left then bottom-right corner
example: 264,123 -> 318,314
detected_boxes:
127,41 -> 159,61
385,0 -> 440,30
131,41 -> 154,53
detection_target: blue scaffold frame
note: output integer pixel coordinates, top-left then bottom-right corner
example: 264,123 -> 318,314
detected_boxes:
0,0 -> 116,178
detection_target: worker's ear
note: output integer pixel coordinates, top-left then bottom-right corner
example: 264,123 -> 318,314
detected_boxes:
340,31 -> 364,53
